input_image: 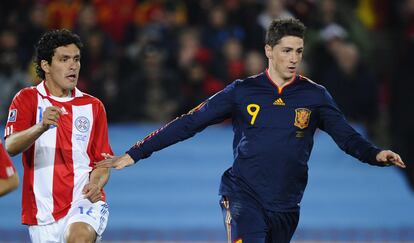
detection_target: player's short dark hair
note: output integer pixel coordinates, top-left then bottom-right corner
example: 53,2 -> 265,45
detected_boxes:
34,29 -> 83,79
265,18 -> 306,47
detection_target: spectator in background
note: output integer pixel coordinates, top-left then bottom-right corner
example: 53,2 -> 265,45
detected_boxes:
257,0 -> 294,30
121,40 -> 180,122
202,4 -> 245,56
20,3 -> 48,68
213,37 -> 245,83
244,50 -> 266,76
47,0 -> 82,30
238,0 -> 266,50
0,29 -> 28,125
315,25 -> 378,128
175,28 -> 223,114
93,0 -> 136,44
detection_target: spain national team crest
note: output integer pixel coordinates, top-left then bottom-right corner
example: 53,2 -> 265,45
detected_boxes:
294,108 -> 311,129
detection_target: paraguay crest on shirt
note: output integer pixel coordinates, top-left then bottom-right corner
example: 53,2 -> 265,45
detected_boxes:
75,116 -> 90,133
294,108 -> 311,129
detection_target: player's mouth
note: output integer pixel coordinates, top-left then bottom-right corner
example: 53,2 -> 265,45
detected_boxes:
287,66 -> 296,73
66,74 -> 77,82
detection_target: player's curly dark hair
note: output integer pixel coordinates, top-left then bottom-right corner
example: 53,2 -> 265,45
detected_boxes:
34,29 -> 83,79
265,18 -> 306,47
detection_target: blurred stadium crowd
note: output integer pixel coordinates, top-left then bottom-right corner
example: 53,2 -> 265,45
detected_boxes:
0,0 -> 413,188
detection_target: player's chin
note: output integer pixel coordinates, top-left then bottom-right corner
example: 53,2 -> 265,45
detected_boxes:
68,82 -> 77,89
283,73 -> 295,80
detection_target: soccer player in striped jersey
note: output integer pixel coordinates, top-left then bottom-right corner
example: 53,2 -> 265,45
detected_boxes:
96,19 -> 405,243
4,29 -> 113,243
0,139 -> 18,196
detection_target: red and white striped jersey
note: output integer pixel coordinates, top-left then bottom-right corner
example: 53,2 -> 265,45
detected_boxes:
0,140 -> 16,179
4,81 -> 113,225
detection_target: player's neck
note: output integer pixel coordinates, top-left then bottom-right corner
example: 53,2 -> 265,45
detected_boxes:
44,80 -> 71,97
266,67 -> 292,87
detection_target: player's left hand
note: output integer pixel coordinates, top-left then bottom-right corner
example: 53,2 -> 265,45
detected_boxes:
376,150 -> 406,168
82,183 -> 102,203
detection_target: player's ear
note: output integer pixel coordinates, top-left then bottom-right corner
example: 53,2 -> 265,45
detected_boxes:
40,60 -> 50,74
265,45 -> 273,59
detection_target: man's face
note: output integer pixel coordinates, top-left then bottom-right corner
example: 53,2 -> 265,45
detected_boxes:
265,36 -> 304,81
43,44 -> 80,92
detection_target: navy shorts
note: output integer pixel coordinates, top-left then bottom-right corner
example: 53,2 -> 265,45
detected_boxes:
220,195 -> 299,243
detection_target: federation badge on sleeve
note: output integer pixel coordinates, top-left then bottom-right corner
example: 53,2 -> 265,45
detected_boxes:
294,108 -> 311,129
8,109 -> 17,122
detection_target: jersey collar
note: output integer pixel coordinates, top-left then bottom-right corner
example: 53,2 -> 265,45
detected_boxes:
265,69 -> 297,94
37,80 -> 83,101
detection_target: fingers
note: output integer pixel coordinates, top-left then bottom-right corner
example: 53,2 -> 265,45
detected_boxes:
87,190 -> 102,203
379,150 -> 406,169
83,184 -> 102,202
115,161 -> 128,170
42,106 -> 63,127
389,154 -> 406,169
101,153 -> 114,159
94,154 -> 135,170
94,158 -> 116,169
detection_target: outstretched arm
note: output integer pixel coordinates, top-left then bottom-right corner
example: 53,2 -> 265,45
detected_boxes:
95,81 -> 238,170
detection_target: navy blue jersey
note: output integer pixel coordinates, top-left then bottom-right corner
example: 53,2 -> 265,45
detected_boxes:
127,71 -> 382,212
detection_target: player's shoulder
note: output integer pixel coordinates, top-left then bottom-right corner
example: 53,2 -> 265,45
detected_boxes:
82,92 -> 101,103
79,92 -> 106,107
233,72 -> 265,87
298,75 -> 326,91
12,86 -> 37,102
15,86 -> 37,97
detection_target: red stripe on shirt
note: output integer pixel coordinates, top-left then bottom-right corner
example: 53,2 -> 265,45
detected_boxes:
22,145 -> 38,225
52,104 -> 74,220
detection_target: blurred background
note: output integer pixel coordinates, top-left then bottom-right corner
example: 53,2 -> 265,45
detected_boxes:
0,0 -> 414,242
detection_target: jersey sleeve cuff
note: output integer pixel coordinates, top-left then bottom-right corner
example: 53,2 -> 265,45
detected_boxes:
126,148 -> 142,163
368,147 -> 384,166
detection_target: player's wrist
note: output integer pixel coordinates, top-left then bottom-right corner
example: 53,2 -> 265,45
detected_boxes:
126,149 -> 141,163
37,122 -> 49,133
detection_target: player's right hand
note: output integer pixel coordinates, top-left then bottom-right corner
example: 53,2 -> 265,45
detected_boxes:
94,153 -> 135,170
40,106 -> 63,130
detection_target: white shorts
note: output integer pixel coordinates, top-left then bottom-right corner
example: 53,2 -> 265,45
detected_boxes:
28,199 -> 109,243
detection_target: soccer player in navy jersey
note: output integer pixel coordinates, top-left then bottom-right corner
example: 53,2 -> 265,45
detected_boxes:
96,18 -> 405,243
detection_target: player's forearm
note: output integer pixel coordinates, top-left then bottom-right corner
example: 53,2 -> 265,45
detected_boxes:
5,123 -> 48,156
89,168 -> 110,190
0,174 -> 19,196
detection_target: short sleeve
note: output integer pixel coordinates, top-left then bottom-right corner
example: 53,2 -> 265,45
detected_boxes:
4,88 -> 37,138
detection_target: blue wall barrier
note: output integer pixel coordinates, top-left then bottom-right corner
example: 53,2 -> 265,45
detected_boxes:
1,124 -> 413,241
